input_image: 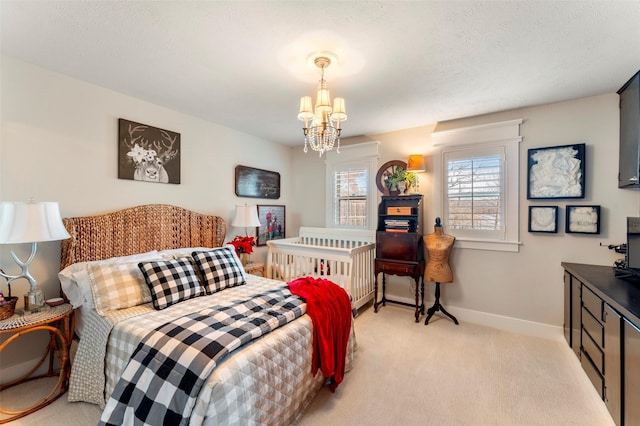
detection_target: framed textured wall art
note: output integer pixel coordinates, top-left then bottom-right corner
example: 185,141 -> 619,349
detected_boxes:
527,143 -> 585,199
528,206 -> 559,233
235,165 -> 281,199
118,118 -> 181,184
566,205 -> 600,234
256,205 -> 285,246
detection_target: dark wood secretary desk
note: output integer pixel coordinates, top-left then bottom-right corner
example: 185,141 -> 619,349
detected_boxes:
374,194 -> 425,322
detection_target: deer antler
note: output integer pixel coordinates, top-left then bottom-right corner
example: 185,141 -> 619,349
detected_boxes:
153,130 -> 178,162
123,124 -> 148,149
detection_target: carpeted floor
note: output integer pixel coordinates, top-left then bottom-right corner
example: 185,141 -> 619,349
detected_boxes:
2,304 -> 614,425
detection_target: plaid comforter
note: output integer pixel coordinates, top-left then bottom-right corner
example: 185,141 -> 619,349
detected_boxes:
99,285 -> 304,426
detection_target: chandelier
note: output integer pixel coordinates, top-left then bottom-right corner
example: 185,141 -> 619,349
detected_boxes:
298,53 -> 347,157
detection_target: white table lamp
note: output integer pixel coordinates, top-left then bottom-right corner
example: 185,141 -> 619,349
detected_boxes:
231,205 -> 261,235
0,201 -> 71,310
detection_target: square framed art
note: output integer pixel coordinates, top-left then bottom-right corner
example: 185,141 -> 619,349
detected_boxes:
566,205 -> 600,234
256,205 -> 285,246
528,206 -> 559,233
527,143 -> 585,199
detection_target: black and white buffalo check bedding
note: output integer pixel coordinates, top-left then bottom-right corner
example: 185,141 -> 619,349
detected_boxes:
99,285 -> 304,426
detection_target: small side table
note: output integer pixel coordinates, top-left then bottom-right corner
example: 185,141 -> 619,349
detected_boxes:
0,304 -> 75,424
244,261 -> 265,277
374,258 -> 425,322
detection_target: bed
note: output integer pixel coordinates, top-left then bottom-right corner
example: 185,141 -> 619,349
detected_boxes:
59,204 -> 354,425
266,227 -> 376,309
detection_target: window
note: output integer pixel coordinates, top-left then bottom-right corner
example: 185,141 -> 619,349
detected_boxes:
325,142 -> 379,229
445,146 -> 505,240
334,166 -> 368,227
432,120 -> 522,252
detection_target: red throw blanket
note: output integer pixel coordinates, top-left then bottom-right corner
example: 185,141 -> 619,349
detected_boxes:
288,277 -> 352,392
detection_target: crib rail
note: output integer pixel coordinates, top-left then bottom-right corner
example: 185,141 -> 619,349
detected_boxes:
266,228 -> 375,309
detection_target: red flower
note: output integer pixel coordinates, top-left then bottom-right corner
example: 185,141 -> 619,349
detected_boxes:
227,235 -> 255,256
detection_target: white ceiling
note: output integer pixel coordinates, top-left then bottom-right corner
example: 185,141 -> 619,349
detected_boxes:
2,1 -> 639,147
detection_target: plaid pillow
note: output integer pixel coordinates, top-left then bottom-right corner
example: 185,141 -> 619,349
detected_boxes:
138,258 -> 205,310
86,262 -> 153,316
192,247 -> 246,293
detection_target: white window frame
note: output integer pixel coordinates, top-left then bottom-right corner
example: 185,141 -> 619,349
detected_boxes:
432,119 -> 522,252
325,141 -> 379,230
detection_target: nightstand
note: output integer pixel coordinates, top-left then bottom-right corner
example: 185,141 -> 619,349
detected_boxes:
244,261 -> 265,277
0,304 -> 75,423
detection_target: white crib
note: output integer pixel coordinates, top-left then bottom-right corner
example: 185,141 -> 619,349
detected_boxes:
266,227 -> 376,309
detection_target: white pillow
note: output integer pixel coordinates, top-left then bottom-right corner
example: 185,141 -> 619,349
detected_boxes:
159,247 -> 214,259
58,251 -> 163,308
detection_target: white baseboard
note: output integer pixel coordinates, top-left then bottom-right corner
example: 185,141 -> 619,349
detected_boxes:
385,294 -> 564,341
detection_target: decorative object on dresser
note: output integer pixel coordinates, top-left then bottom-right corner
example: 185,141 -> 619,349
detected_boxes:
562,263 -> 640,426
423,217 -> 458,325
527,143 -> 585,199
376,160 -> 417,196
0,201 -> 71,312
0,303 -> 75,423
118,118 -> 181,184
230,204 -> 261,265
297,51 -> 347,157
376,160 -> 407,196
234,165 -> 281,199
374,194 -> 425,322
256,205 -> 285,246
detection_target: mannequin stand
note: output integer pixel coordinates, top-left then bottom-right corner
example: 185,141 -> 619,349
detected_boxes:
425,282 -> 459,325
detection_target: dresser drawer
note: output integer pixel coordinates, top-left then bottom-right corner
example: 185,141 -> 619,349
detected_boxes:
582,286 -> 603,321
582,328 -> 604,374
581,352 -> 604,399
582,307 -> 604,348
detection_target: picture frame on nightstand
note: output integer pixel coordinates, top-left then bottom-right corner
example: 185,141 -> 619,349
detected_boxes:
256,205 -> 285,246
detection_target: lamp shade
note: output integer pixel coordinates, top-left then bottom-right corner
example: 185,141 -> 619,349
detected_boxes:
0,201 -> 71,244
332,97 -> 347,122
407,154 -> 426,172
231,205 -> 261,228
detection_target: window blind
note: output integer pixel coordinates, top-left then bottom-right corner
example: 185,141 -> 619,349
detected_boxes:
446,153 -> 503,231
334,167 -> 368,227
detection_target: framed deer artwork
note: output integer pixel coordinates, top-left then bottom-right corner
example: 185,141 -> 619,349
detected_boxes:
118,118 -> 181,184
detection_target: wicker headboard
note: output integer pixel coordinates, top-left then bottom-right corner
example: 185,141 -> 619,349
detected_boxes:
60,204 -> 226,269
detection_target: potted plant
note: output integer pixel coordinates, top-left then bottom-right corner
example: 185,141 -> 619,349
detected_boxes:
384,166 -> 416,195
227,235 -> 256,266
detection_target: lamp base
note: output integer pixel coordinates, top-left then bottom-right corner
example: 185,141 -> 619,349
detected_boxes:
24,288 -> 45,312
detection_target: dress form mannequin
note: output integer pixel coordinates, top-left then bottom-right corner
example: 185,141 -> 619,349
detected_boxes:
423,217 -> 458,325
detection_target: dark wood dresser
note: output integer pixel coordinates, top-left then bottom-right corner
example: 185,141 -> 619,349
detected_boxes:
562,262 -> 640,426
374,194 -> 425,321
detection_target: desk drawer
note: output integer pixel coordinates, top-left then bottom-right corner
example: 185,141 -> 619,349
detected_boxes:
581,352 -> 604,399
582,308 -> 604,348
582,286 -> 603,321
377,262 -> 416,275
582,328 -> 604,374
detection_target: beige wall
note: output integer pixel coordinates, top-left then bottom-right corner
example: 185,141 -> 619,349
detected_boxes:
3,54 -> 640,370
292,94 -> 640,332
0,56 -> 293,369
